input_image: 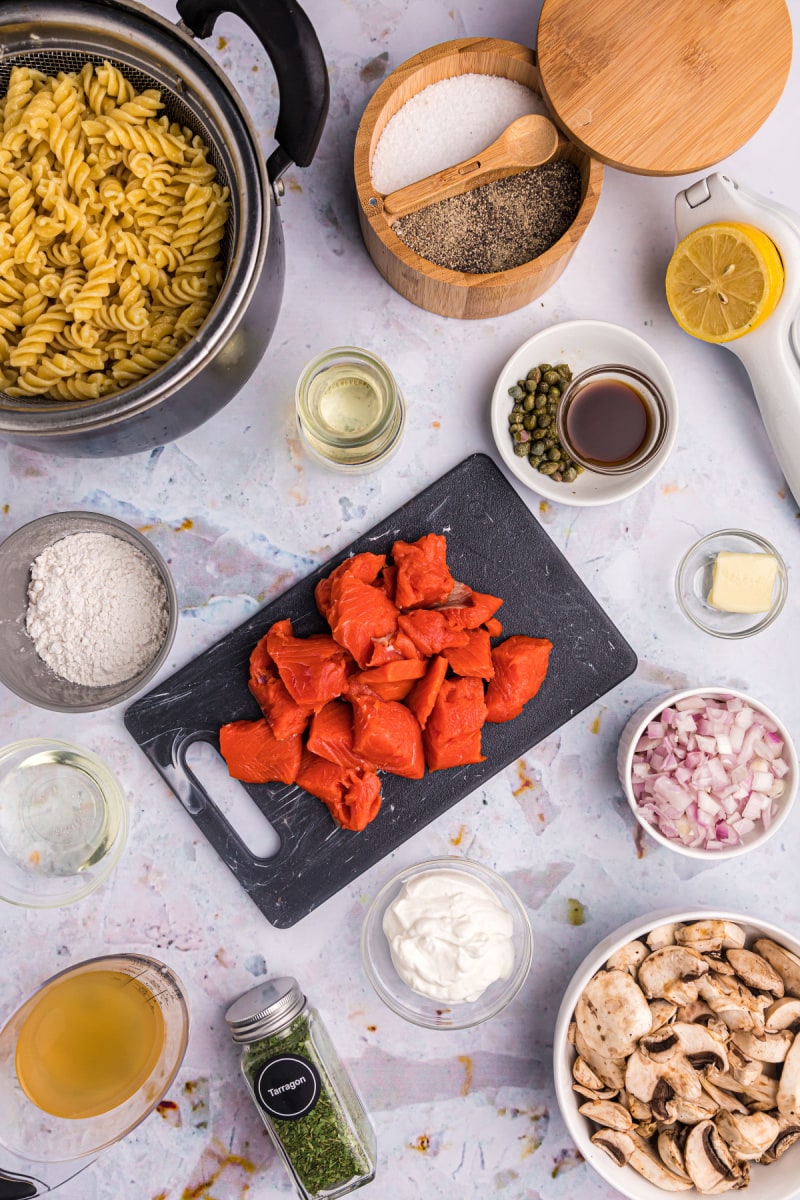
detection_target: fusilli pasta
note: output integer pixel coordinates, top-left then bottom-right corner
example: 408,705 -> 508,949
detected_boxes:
0,61 -> 229,399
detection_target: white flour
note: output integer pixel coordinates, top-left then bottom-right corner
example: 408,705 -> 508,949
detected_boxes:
26,531 -> 169,687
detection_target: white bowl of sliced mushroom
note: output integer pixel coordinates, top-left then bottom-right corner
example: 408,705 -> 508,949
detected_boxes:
554,911 -> 800,1199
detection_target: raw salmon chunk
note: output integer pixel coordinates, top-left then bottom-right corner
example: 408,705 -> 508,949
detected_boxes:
267,618 -> 353,708
443,589 -> 503,630
405,655 -> 448,731
315,553 -> 386,622
296,749 -> 382,832
365,628 -> 423,667
349,684 -> 425,779
423,677 -> 487,772
219,719 -> 302,784
328,571 -> 399,669
250,673 -> 314,740
397,609 -> 469,657
392,534 -> 454,609
443,628 -> 495,680
354,658 -> 428,702
484,617 -> 503,638
306,700 -> 375,771
485,636 -> 553,723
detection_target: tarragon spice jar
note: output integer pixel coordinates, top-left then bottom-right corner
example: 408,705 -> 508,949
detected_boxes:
225,976 -> 376,1200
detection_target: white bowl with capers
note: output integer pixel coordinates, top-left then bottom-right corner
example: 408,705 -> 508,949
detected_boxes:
554,910 -> 800,1199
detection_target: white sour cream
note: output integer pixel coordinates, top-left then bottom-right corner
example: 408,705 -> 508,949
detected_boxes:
382,869 -> 515,1003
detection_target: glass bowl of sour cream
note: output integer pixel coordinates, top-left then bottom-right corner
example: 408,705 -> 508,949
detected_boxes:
360,856 -> 533,1029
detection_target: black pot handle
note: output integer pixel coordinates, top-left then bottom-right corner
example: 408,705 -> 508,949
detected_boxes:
176,0 -> 329,183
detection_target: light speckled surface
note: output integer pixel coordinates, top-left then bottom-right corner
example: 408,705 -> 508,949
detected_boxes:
0,2 -> 798,1198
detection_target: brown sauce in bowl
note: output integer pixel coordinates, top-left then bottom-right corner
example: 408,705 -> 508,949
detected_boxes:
564,378 -> 651,466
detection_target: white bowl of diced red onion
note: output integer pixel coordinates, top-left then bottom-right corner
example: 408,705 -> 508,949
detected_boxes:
617,688 -> 797,859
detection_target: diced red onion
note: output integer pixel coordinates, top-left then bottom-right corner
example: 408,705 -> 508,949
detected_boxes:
629,695 -> 789,850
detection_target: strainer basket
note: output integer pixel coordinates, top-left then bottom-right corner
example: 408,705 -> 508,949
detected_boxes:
0,0 -> 328,455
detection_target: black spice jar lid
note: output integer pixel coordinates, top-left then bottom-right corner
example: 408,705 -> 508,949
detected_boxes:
225,976 -> 305,1043
536,0 -> 792,175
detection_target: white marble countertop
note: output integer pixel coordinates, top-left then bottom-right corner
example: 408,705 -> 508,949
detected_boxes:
1,2 -> 799,1198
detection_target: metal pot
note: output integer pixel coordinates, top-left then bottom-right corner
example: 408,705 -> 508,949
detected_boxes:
0,0 -> 328,457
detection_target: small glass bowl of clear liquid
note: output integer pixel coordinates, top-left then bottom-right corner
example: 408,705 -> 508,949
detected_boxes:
295,346 -> 405,471
0,740 -> 127,908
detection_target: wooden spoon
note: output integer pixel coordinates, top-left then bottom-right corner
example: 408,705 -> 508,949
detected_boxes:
376,114 -> 560,221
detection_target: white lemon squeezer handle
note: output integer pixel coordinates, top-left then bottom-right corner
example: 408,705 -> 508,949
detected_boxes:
674,173 -> 800,504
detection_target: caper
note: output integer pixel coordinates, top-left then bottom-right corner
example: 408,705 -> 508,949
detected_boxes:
555,363 -> 572,380
553,471 -> 563,482
539,363 -> 553,374
537,414 -> 551,429
511,405 -> 525,418
539,461 -> 559,475
530,440 -> 545,456
526,366 -> 541,384
528,455 -> 543,468
508,385 -> 524,400
523,380 -> 536,394
543,438 -> 555,450
508,412 -> 520,425
547,447 -> 561,461
523,414 -> 537,431
548,387 -> 561,402
563,467 -> 577,482
536,380 -> 550,395
513,429 -> 530,443
520,396 -> 533,414
534,395 -> 547,411
513,441 -> 529,456
544,370 -> 561,386
509,427 -> 523,439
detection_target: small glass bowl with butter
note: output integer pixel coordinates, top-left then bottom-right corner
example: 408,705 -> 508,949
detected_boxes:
676,529 -> 788,639
361,857 -> 533,1030
295,346 -> 405,472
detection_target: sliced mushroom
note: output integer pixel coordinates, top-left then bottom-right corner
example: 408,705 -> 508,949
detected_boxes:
607,939 -> 649,975
698,972 -> 770,1032
573,1024 -> 627,1091
776,1030 -> 800,1118
578,1098 -> 633,1131
765,996 -> 800,1033
592,1129 -> 693,1191
576,969 -> 652,1059
754,938 -> 800,999
676,920 -> 747,955
623,1091 -> 653,1122
626,1046 -> 702,1107
700,1075 -> 750,1115
727,1043 -> 764,1086
761,1115 -> 800,1163
676,999 -> 718,1025
649,999 -> 679,1030
658,1126 -> 691,1180
731,1028 -> 794,1063
647,922 -> 681,951
726,948 -> 785,996
638,946 -> 710,1006
703,952 -> 736,977
668,1093 -> 721,1124
641,1022 -> 729,1072
714,1109 -> 780,1159
683,1119 -> 747,1193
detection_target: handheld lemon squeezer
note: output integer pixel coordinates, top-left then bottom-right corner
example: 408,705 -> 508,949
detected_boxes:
673,172 -> 800,503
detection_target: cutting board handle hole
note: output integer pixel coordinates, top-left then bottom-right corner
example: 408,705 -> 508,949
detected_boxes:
183,739 -> 281,860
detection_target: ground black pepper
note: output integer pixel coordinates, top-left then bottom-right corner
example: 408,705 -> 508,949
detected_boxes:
392,160 -> 582,274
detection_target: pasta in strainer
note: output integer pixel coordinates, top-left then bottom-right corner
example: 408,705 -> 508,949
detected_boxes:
0,61 -> 230,400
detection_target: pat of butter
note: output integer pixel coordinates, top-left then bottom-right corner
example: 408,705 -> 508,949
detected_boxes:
708,551 -> 778,614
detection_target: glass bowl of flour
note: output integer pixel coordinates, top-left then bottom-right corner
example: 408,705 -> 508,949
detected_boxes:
0,511 -> 177,711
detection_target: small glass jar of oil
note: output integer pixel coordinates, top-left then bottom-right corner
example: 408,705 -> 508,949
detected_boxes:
296,346 -> 405,472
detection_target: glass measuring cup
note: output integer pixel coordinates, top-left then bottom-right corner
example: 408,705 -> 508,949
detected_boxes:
0,954 -> 189,1196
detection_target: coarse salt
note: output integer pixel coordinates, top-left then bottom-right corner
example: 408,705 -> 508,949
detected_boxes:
370,73 -> 546,194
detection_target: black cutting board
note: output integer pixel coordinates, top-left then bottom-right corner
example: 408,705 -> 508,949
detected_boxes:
125,454 -> 637,927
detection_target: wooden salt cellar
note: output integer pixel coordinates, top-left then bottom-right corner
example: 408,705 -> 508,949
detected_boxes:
353,38 -> 604,320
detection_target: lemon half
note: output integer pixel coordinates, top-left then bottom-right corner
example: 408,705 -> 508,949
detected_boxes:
665,221 -> 784,344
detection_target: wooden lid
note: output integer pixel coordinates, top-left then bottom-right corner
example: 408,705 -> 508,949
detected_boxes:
536,0 -> 792,176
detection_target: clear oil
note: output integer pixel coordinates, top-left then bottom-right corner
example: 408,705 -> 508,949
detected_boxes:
0,747 -> 118,877
296,348 -> 404,470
